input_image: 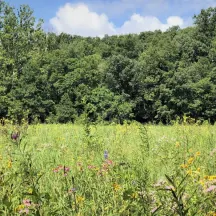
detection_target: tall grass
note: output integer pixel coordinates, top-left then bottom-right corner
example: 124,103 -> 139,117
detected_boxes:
0,121 -> 216,215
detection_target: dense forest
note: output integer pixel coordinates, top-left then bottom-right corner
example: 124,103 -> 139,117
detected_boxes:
1,1 -> 216,124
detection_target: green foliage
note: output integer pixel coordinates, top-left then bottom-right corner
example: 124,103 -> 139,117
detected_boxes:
1,122 -> 216,215
1,1 -> 216,124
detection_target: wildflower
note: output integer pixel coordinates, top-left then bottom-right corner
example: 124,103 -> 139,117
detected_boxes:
19,208 -> 29,215
205,185 -> 216,193
76,196 -> 85,203
28,188 -> 33,195
180,164 -> 188,169
104,150 -> 108,159
23,199 -> 31,207
175,142 -> 180,147
186,169 -> 193,175
11,131 -> 20,141
7,159 -> 12,168
208,176 -> 216,181
53,168 -> 59,173
199,180 -> 205,186
87,165 -> 96,170
0,155 -> 2,160
16,204 -> 25,212
105,159 -> 113,166
53,165 -> 70,176
187,157 -> 194,164
131,192 -> 138,199
63,166 -> 70,176
208,211 -> 216,216
197,167 -> 201,172
195,151 -> 201,157
93,167 -> 99,171
53,165 -> 63,173
113,183 -> 121,192
69,188 -> 76,194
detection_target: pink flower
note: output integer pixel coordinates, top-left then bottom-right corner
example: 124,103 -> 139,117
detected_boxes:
205,185 -> 216,193
58,165 -> 63,169
88,165 -> 96,170
23,199 -> 31,207
64,167 -> 70,172
105,159 -> 113,165
53,168 -> 58,173
53,165 -> 70,175
19,208 -> 29,214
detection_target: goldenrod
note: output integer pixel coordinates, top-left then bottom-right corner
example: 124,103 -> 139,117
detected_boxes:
188,157 -> 194,164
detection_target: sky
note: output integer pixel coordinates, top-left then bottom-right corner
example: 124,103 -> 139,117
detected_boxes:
6,0 -> 216,37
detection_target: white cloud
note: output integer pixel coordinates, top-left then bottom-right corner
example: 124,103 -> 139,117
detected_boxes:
50,3 -> 116,37
118,14 -> 184,34
50,3 -> 187,37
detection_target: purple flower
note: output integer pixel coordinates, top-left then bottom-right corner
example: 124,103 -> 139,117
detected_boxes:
11,132 -> 19,141
104,150 -> 108,159
69,188 -> 76,194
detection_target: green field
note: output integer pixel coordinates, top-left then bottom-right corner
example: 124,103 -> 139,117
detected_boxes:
1,122 -> 216,215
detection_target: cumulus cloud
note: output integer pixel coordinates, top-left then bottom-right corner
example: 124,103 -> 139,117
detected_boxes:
50,3 -> 116,37
118,14 -> 184,34
50,3 -> 187,37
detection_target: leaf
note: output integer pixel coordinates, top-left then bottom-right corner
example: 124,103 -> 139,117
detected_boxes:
165,174 -> 176,188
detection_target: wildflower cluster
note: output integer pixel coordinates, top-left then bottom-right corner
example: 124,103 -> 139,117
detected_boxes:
16,199 -> 39,215
53,165 -> 70,176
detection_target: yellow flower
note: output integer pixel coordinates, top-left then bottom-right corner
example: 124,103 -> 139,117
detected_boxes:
113,183 -> 121,192
187,157 -> 194,165
204,175 -> 209,180
175,142 -> 180,147
131,192 -> 138,199
208,211 -> 216,216
186,169 -> 192,175
16,204 -> 25,212
199,180 -> 205,186
7,159 -> 12,168
180,164 -> 188,169
0,155 -> 2,160
28,188 -> 33,194
197,167 -> 201,172
208,176 -> 216,181
195,151 -> 201,157
76,196 -> 85,204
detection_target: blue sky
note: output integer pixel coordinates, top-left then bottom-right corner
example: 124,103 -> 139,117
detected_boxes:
6,0 -> 216,36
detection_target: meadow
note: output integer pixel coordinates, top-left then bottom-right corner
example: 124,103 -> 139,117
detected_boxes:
0,121 -> 216,215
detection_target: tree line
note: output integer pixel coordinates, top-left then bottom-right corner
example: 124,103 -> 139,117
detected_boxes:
1,1 -> 216,124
